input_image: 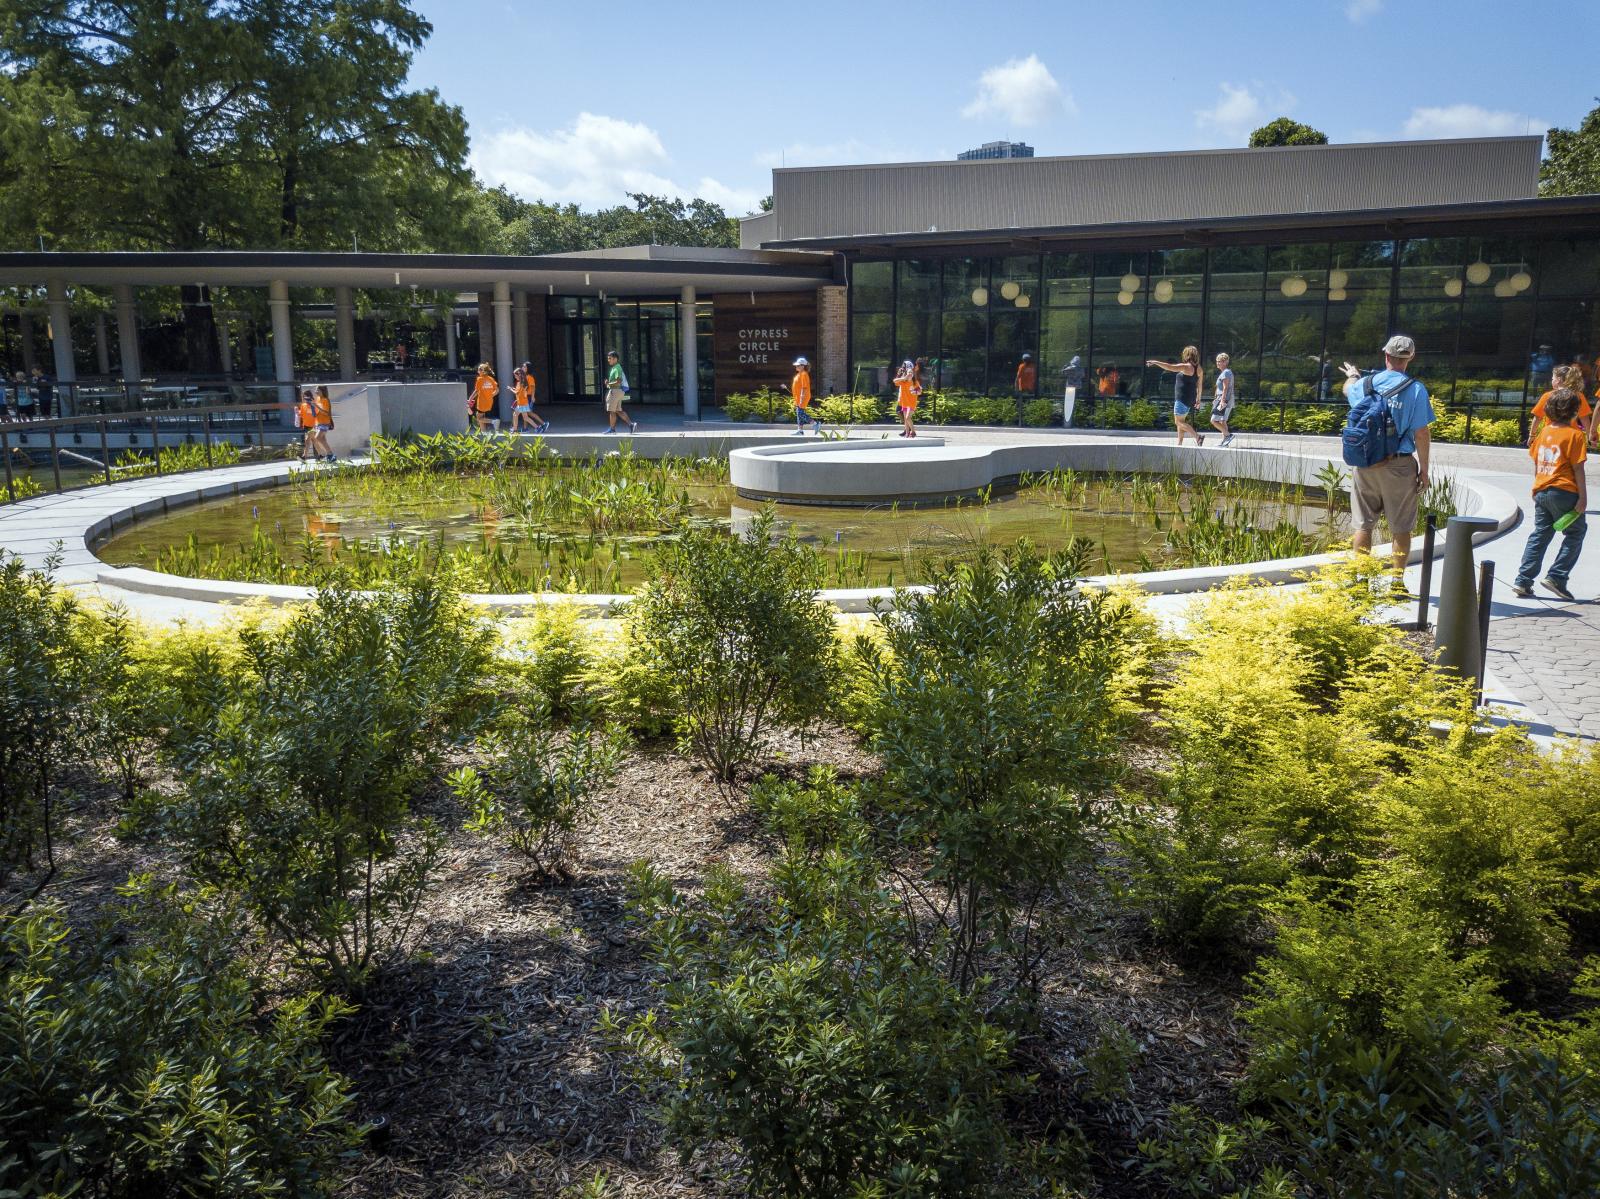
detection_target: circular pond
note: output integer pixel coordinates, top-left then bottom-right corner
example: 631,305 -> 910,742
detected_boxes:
94,454 -> 1347,592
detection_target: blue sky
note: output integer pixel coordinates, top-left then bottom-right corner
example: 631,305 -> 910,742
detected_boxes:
408,0 -> 1594,215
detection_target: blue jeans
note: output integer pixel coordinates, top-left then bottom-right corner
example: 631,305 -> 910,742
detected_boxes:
795,404 -> 816,428
1516,487 -> 1587,587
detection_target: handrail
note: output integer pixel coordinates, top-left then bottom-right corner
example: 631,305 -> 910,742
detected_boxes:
0,400 -> 301,503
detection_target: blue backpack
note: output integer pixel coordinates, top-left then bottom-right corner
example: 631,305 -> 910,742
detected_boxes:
1341,374 -> 1414,468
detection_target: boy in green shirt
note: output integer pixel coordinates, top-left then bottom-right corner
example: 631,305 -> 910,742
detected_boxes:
603,350 -> 638,435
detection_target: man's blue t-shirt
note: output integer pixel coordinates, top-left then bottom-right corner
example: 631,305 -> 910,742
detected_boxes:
1344,369 -> 1434,456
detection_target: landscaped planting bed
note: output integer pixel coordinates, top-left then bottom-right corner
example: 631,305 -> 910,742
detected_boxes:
4,536 -> 1599,1198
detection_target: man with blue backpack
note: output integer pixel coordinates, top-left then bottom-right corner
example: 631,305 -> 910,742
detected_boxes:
1338,334 -> 1435,579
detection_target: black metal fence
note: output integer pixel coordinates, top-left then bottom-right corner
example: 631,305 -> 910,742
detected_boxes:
0,400 -> 304,504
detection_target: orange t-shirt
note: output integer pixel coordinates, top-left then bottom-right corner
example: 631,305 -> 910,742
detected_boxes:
895,375 -> 920,409
473,376 -> 499,412
1530,389 -> 1592,431
1098,370 -> 1119,397
1016,361 -> 1037,391
511,378 -> 529,408
296,398 -> 315,428
312,394 -> 332,425
1530,423 -> 1588,494
792,370 -> 811,407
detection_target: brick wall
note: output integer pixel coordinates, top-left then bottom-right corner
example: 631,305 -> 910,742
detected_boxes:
817,285 -> 847,396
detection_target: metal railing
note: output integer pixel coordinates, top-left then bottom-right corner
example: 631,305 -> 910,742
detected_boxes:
0,400 -> 303,504
724,387 -> 1532,444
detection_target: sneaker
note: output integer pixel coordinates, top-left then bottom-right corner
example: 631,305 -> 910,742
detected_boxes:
603,427 -> 616,434
1220,434 -> 1234,447
1512,582 -> 1535,598
792,428 -> 804,435
1540,576 -> 1577,602
630,421 -> 639,434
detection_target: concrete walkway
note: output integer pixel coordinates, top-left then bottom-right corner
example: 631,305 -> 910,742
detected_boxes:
1,416 -> 1594,739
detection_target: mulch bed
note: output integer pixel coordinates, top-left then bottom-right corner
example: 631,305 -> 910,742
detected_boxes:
17,725 -> 1252,1198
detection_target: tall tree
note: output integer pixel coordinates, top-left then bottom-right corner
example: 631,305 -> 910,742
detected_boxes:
480,189 -> 739,255
0,0 -> 477,368
1541,102 -> 1600,196
1249,118 -> 1330,148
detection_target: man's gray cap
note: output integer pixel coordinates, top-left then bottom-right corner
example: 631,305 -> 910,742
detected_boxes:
1383,335 -> 1416,359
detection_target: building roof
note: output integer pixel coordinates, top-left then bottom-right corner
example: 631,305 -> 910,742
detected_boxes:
0,245 -> 841,293
750,137 -> 1545,247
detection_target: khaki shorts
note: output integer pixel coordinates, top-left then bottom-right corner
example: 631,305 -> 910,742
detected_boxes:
604,387 -> 625,413
1352,455 -> 1420,535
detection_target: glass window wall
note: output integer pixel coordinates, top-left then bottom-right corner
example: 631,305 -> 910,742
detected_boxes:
846,231 -> 1600,435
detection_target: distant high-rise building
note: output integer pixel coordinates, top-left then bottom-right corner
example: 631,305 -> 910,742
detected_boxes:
957,140 -> 1035,161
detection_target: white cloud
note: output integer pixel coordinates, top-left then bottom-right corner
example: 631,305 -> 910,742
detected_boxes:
1195,83 -> 1297,143
962,55 -> 1072,127
1345,0 -> 1382,23
1402,104 -> 1547,140
470,112 -> 763,213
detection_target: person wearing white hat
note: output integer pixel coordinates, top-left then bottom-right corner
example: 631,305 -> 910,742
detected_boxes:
893,359 -> 921,437
1339,334 -> 1436,580
785,356 -> 818,434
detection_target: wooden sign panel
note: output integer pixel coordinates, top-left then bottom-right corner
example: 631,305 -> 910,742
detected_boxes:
711,291 -> 819,401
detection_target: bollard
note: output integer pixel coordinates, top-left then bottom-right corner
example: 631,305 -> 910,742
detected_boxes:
1475,560 -> 1495,707
1415,514 -> 1437,631
1434,514 -> 1500,686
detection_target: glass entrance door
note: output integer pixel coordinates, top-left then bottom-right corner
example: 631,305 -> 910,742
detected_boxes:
549,299 -> 601,403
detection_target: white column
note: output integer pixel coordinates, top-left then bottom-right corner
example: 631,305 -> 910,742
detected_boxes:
94,312 -> 111,375
512,289 -> 529,366
45,279 -> 75,415
492,280 -> 513,392
445,314 -> 458,370
114,283 -> 141,397
334,285 -> 357,380
269,279 -> 294,402
679,284 -> 699,418
217,314 -> 234,376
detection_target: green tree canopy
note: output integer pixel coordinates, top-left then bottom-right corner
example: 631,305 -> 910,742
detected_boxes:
480,189 -> 739,255
0,0 -> 484,367
1541,101 -> 1600,196
1249,118 -> 1330,148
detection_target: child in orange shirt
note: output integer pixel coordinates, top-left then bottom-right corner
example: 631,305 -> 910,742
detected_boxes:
296,389 -> 318,461
1513,388 -> 1588,601
469,363 -> 499,433
893,359 -> 920,437
1527,364 -> 1594,446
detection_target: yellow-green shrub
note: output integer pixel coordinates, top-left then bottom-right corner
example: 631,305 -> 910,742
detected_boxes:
1375,725 -> 1573,981
1182,565 -> 1389,705
500,603 -> 596,719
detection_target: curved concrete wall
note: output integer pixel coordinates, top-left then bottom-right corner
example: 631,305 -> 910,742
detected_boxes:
0,436 -> 1518,616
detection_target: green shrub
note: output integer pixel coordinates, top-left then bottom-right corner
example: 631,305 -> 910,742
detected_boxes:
1375,725 -> 1572,981
1228,403 -> 1278,432
165,576 -> 495,991
615,847 -> 1018,1198
626,512 -> 837,781
0,882 -> 359,1197
1136,1104 -> 1278,1198
501,603 -> 597,720
722,388 -> 786,422
1242,889 -> 1505,1095
76,605 -> 160,807
859,544 -> 1126,994
1127,397 -> 1160,428
452,704 -> 628,878
814,394 -> 883,424
1022,397 -> 1054,427
0,555 -> 93,895
1255,1007 -> 1600,1199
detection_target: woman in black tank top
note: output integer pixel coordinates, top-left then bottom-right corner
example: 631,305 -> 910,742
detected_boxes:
1147,344 -> 1206,447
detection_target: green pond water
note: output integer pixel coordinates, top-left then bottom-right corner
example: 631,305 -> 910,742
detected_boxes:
95,463 -> 1344,591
